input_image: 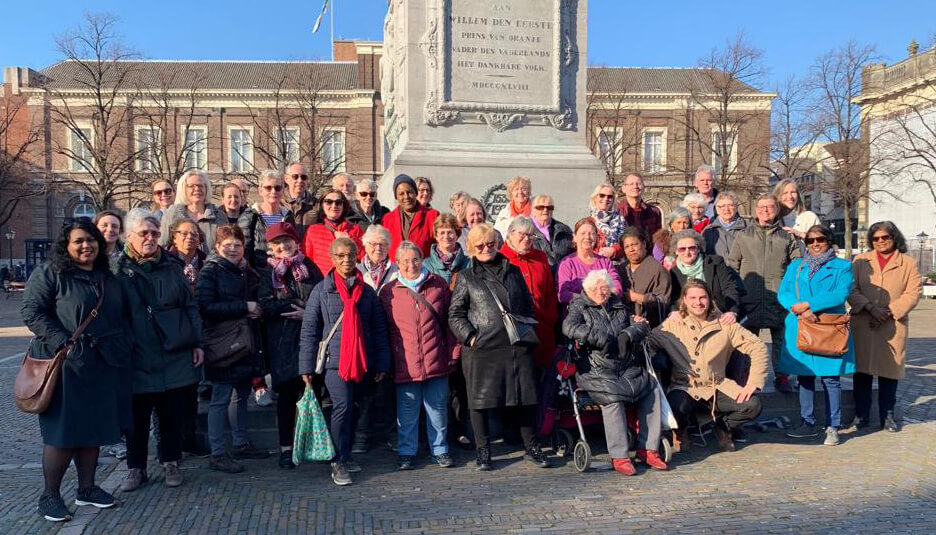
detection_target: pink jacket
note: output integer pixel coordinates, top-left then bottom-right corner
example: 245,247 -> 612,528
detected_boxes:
379,273 -> 457,384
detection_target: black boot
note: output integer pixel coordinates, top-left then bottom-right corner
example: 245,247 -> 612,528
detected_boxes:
524,442 -> 550,468
475,444 -> 492,471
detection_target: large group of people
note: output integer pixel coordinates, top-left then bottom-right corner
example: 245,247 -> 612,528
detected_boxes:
21,164 -> 922,523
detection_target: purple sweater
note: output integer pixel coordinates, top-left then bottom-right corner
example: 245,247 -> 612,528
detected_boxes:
556,254 -> 623,304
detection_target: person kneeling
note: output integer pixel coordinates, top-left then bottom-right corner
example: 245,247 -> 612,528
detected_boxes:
562,270 -> 666,475
648,279 -> 767,453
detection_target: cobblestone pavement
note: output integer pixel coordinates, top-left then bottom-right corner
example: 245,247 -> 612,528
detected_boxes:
1,299 -> 934,534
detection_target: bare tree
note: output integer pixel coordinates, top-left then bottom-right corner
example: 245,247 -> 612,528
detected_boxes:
586,68 -> 643,188
49,13 -> 143,210
771,74 -> 824,180
0,92 -> 45,227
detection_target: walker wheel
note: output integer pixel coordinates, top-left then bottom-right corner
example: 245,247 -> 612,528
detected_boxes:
660,435 -> 673,463
573,440 -> 591,473
552,429 -> 574,458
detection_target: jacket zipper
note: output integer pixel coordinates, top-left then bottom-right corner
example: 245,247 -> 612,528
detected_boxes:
414,292 -> 425,381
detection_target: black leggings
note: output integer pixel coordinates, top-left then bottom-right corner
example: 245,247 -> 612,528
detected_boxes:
470,405 -> 538,449
275,377 -> 307,448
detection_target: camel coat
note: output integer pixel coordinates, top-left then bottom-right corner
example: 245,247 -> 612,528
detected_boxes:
847,251 -> 921,379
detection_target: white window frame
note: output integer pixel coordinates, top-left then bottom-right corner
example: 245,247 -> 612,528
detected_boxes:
711,128 -> 738,177
321,127 -> 346,173
641,127 -> 667,174
273,127 -> 301,167
135,125 -> 162,172
228,126 -> 254,173
73,202 -> 95,219
594,127 -> 623,173
69,123 -> 94,173
180,125 -> 208,172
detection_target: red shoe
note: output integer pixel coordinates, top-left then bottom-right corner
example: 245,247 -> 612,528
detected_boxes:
636,449 -> 668,471
612,457 -> 637,476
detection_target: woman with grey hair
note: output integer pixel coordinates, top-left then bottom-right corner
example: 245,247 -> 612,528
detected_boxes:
161,170 -> 222,253
238,170 -> 296,268
668,229 -> 742,324
349,178 -> 390,230
116,208 -> 203,492
703,191 -> 748,258
682,192 -> 711,232
652,206 -> 692,270
562,269 -> 665,475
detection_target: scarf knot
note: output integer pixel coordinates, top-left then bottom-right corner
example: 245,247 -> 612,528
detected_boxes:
589,208 -> 626,245
676,256 -> 705,282
334,272 -> 368,382
267,252 -> 310,290
398,266 -> 428,290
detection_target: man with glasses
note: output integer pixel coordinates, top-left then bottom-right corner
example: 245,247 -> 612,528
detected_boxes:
726,194 -> 800,393
348,178 -> 390,231
283,162 -> 318,235
695,165 -> 719,220
617,173 -> 662,238
151,179 -> 175,221
529,194 -> 572,270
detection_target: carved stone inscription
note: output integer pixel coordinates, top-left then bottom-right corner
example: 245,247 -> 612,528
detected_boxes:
447,1 -> 558,107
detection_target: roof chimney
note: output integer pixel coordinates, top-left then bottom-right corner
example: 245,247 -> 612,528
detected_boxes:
908,40 -> 919,56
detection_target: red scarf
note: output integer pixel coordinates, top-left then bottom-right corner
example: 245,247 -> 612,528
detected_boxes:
334,271 -> 368,382
510,201 -> 531,218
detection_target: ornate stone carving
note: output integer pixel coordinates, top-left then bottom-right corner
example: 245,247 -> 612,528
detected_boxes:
419,18 -> 440,70
425,91 -> 460,127
543,101 -> 573,130
480,184 -> 508,223
477,113 -> 524,132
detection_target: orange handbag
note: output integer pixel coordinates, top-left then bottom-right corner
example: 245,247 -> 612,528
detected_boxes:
794,262 -> 850,357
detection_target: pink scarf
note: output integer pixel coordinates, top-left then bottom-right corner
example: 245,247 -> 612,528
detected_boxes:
267,252 -> 310,290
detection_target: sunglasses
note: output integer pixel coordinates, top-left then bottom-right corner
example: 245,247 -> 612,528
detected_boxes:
357,191 -> 376,198
133,230 -> 161,239
871,235 -> 893,243
597,193 -> 615,200
476,241 -> 498,251
289,173 -> 309,181
534,205 -> 554,211
153,188 -> 173,196
262,185 -> 283,192
804,236 -> 828,245
676,246 -> 699,253
322,198 -> 342,206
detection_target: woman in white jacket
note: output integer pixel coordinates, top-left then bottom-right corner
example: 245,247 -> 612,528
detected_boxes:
773,179 -> 820,240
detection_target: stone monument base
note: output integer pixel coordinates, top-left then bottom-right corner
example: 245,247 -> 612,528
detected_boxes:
379,143 -> 605,226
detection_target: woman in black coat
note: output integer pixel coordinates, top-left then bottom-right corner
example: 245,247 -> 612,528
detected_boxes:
195,224 -> 269,474
448,223 -> 549,471
562,269 -> 666,476
668,229 -> 743,323
21,219 -> 131,521
258,223 -> 323,470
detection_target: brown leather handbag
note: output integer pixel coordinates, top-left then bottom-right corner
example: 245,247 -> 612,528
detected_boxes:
794,261 -> 850,357
14,285 -> 104,414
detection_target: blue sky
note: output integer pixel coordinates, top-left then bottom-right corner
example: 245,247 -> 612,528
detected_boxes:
1,0 -> 934,92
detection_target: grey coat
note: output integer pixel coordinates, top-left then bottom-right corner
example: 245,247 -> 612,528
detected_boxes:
703,217 -> 749,259
725,222 -> 800,329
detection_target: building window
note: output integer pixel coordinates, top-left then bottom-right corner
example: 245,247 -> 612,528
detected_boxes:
136,126 -> 161,172
711,130 -> 737,177
595,128 -> 621,173
69,127 -> 93,173
73,202 -> 95,219
274,127 -> 300,166
321,129 -> 345,173
642,128 -> 666,174
229,127 -> 253,173
182,126 -> 207,171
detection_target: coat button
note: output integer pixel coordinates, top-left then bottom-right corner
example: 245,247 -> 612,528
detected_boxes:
693,337 -> 698,341
695,351 -> 700,356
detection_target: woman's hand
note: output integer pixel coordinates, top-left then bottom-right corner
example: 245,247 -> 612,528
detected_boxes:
628,290 -> 645,305
719,312 -> 737,326
302,374 -> 313,385
869,306 -> 892,324
632,315 -> 648,324
281,303 -> 305,320
801,310 -> 819,323
192,348 -> 204,367
247,301 -> 263,319
790,302 -> 810,315
598,246 -> 616,258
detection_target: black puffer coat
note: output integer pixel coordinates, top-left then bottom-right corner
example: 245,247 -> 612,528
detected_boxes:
532,218 -> 574,270
449,253 -> 538,409
195,255 -> 263,383
562,293 -> 652,405
258,256 -> 323,388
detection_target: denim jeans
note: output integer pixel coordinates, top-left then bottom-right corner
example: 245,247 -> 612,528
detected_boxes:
797,375 -> 841,428
396,377 -> 450,457
208,380 -> 252,456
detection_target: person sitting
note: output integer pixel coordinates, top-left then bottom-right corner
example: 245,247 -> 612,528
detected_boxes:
588,183 -> 626,261
493,176 -> 532,237
652,207 -> 691,270
556,218 -> 623,304
668,229 -> 742,324
648,279 -> 768,453
618,226 -> 670,326
562,270 -> 667,476
529,194 -> 573,271
381,174 -> 439,260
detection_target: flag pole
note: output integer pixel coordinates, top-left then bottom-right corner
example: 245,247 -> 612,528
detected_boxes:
330,0 -> 335,61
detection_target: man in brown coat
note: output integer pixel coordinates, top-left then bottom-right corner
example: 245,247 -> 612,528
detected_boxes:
282,162 -> 318,237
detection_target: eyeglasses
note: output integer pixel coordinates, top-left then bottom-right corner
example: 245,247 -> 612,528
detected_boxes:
153,188 -> 173,196
322,198 -> 342,206
514,232 -> 534,240
357,191 -> 376,198
534,205 -> 554,211
262,185 -> 283,192
133,230 -> 161,239
288,174 -> 309,181
367,242 -> 388,249
174,231 -> 200,239
476,241 -> 498,251
676,246 -> 699,253
804,236 -> 828,245
597,193 -> 615,200
872,235 -> 893,243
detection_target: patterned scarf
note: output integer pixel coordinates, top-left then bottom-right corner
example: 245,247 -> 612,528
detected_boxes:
433,244 -> 458,268
267,252 -> 310,290
124,242 -> 162,271
168,246 -> 203,287
362,256 -> 389,288
676,257 -> 706,282
589,208 -> 626,245
334,272 -> 368,383
805,248 -> 837,279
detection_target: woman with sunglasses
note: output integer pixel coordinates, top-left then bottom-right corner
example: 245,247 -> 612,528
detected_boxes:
150,179 -> 175,220
588,183 -> 626,261
238,170 -> 296,269
777,225 -> 855,446
303,188 -> 364,276
529,194 -> 573,271
348,178 -> 390,231
848,222 -> 921,432
668,229 -> 742,326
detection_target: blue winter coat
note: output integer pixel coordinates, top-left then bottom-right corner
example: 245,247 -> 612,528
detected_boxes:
777,257 -> 855,377
297,270 -> 391,378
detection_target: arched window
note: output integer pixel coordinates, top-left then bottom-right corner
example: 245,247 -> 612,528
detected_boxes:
73,202 -> 95,219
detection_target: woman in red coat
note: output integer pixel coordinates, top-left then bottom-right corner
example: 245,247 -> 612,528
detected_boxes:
500,216 -> 559,368
303,188 -> 363,275
381,174 -> 439,261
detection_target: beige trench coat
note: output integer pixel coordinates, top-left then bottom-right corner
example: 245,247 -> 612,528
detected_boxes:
848,251 -> 921,379
649,313 -> 769,401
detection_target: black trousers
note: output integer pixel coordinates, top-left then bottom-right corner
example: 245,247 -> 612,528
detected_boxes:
353,377 -> 396,446
275,377 -> 307,448
127,386 -> 190,470
667,389 -> 762,431
447,361 -> 473,442
853,372 -> 899,424
470,405 -> 538,450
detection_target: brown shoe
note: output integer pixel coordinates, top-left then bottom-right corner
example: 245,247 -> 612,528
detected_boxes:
119,468 -> 147,492
672,429 -> 690,453
163,461 -> 183,488
715,426 -> 736,452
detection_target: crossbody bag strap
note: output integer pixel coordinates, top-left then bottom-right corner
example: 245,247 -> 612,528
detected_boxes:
481,279 -> 508,316
69,282 -> 105,344
794,258 -> 805,301
322,311 -> 344,346
406,286 -> 443,326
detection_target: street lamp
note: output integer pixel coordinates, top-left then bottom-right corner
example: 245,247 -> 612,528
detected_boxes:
4,229 -> 14,272
916,231 -> 929,270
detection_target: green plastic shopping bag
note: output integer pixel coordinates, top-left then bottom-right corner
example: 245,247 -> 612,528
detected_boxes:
292,385 -> 335,464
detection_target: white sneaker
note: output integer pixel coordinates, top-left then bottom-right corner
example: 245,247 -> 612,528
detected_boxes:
254,387 -> 273,407
823,427 -> 840,446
